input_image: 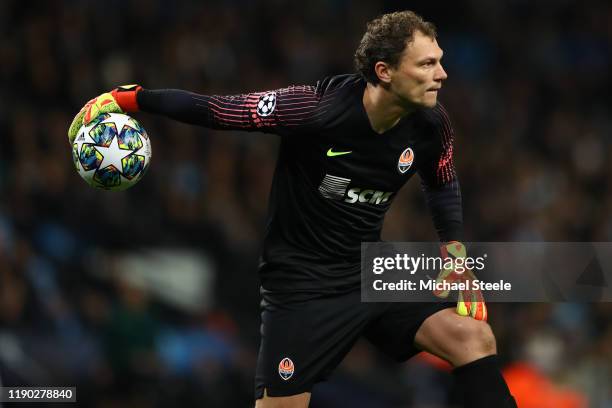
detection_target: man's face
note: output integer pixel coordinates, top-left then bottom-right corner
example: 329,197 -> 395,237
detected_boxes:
387,30 -> 447,109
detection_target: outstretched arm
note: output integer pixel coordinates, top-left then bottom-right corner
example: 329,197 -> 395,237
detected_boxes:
135,87 -> 323,134
68,84 -> 324,143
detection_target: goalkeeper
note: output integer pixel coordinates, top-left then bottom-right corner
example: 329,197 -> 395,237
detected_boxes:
69,11 -> 515,408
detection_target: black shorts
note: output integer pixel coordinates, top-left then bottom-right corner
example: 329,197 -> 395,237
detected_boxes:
254,289 -> 453,399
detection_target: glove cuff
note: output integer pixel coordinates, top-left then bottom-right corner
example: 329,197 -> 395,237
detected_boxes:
112,85 -> 142,112
441,241 -> 466,259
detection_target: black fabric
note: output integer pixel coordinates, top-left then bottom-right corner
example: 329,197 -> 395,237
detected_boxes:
137,74 -> 464,298
421,179 -> 463,242
254,289 -> 453,400
138,89 -> 216,126
453,355 -> 518,408
364,301 -> 455,362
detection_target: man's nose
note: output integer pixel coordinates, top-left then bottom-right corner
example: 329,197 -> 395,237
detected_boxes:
435,64 -> 448,81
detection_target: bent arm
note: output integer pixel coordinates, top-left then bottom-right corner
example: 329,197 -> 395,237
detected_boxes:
418,103 -> 464,242
422,178 -> 464,242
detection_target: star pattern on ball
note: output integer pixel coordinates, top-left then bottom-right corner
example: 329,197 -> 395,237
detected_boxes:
72,113 -> 151,191
95,133 -> 133,172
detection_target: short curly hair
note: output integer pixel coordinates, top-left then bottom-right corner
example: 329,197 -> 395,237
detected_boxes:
354,11 -> 437,84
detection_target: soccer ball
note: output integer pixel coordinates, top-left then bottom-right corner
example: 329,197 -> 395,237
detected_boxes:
71,113 -> 152,191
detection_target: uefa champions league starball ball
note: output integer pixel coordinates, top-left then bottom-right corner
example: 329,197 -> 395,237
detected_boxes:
71,113 -> 152,191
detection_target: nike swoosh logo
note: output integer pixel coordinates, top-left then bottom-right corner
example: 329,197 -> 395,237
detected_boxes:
327,148 -> 352,157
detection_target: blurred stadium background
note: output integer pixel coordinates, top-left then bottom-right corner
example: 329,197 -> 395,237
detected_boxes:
1,0 -> 611,407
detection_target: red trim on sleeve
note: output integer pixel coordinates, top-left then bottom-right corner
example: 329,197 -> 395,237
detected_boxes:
435,104 -> 456,185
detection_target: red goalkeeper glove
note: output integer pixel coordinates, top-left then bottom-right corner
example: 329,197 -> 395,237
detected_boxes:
67,84 -> 142,144
433,241 -> 488,321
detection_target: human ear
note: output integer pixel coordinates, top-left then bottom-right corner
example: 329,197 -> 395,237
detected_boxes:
374,61 -> 393,84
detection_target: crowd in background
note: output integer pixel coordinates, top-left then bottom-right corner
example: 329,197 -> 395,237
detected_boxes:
1,0 -> 611,406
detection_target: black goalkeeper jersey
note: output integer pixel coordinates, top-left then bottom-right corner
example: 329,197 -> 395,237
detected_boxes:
138,74 -> 462,296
